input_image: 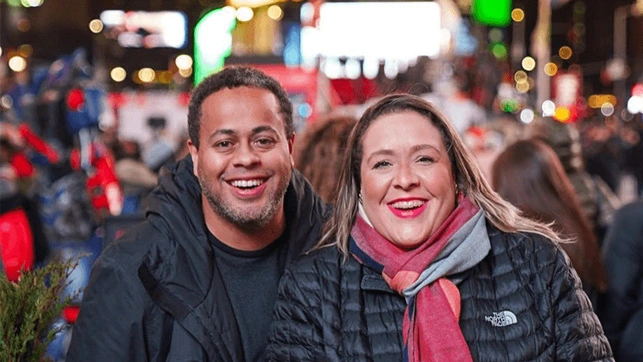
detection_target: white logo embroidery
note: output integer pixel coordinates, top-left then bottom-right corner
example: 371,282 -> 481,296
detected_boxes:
485,311 -> 518,327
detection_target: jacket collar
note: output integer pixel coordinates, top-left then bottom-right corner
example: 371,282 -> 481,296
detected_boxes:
139,155 -> 327,361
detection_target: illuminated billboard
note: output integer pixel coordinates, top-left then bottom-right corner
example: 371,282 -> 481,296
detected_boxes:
100,10 -> 188,49
301,2 -> 441,64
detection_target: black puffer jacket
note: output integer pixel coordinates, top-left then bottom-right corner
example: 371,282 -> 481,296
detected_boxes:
266,223 -> 613,362
66,156 -> 328,362
599,200 -> 643,361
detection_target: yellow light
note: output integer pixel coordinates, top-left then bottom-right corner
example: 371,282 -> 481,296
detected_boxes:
236,6 -> 254,22
0,46 -> 3,57
89,19 -> 104,34
544,62 -> 558,76
158,71 -> 173,84
559,46 -> 573,60
138,68 -> 156,83
175,54 -> 193,70
267,5 -> 283,21
110,67 -> 127,82
588,94 -> 617,109
18,44 -> 33,57
179,68 -> 193,78
516,81 -> 530,93
522,56 -> 536,71
511,8 -> 525,22
554,106 -> 571,122
8,56 -> 27,72
514,70 -> 528,83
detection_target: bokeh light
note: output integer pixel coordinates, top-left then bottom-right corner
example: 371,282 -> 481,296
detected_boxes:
175,54 -> 193,70
542,100 -> 556,116
8,56 -> 27,72
544,62 -> 558,76
267,5 -> 283,21
89,19 -> 104,33
138,68 -> 156,83
520,108 -> 535,124
236,7 -> 254,22
559,46 -> 573,60
522,56 -> 536,71
110,67 -> 127,82
511,8 -> 525,22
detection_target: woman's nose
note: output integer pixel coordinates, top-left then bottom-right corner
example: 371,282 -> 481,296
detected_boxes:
393,163 -> 419,189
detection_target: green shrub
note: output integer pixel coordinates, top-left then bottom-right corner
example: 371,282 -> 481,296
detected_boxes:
0,259 -> 76,362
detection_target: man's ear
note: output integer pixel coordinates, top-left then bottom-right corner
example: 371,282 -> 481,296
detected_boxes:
288,134 -> 295,167
187,139 -> 199,176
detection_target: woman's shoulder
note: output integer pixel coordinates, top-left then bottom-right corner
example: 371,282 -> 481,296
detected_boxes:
486,223 -> 564,268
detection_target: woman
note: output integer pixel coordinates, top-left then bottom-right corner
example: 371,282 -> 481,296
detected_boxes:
491,139 -> 608,307
265,94 -> 612,361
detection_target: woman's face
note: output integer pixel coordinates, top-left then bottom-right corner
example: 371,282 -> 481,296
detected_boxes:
359,111 -> 456,249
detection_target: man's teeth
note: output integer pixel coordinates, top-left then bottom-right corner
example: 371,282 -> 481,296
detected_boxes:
230,179 -> 263,188
391,200 -> 425,209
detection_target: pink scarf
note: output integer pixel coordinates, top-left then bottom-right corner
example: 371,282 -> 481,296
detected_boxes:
350,197 -> 479,362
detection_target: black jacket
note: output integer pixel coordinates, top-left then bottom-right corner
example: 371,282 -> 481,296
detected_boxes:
266,223 -> 613,362
599,200 -> 643,362
66,156 -> 328,362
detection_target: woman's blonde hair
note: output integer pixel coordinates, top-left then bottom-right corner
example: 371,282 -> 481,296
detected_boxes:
317,93 -> 562,255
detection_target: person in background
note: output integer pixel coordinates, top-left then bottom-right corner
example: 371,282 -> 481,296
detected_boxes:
265,94 -> 612,362
66,66 -> 328,361
599,199 -> 643,362
491,139 -> 608,307
294,115 -> 357,203
527,116 -> 621,242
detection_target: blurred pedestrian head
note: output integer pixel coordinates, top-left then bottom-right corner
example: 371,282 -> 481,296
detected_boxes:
491,139 -> 607,293
294,115 -> 357,203
187,66 -> 294,149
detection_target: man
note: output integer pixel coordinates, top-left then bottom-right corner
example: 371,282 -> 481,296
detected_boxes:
66,67 -> 328,361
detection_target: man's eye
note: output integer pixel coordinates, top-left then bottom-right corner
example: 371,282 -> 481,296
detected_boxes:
255,138 -> 275,146
215,140 -> 232,148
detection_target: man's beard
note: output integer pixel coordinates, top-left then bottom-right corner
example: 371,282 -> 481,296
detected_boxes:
199,174 -> 290,232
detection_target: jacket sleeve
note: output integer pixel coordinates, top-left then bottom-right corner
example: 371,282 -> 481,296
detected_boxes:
65,248 -> 149,362
550,247 -> 614,361
599,203 -> 643,352
264,266 -> 325,362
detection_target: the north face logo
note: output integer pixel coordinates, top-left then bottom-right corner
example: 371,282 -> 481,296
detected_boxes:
485,311 -> 518,327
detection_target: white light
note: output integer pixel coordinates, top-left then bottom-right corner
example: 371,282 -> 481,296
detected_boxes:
8,56 -> 27,72
384,59 -> 399,79
322,58 -> 344,79
627,96 -> 643,114
520,108 -> 535,124
175,54 -> 193,70
27,0 -> 43,6
363,58 -> 379,79
100,10 -> 125,26
600,102 -> 615,117
236,7 -> 254,22
542,100 -> 556,116
345,58 -> 361,79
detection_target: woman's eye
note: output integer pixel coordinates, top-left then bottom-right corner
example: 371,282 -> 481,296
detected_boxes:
418,156 -> 435,163
373,160 -> 391,169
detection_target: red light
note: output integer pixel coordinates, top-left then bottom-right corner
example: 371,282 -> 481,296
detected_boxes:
62,305 -> 81,324
66,88 -> 85,111
632,83 -> 643,97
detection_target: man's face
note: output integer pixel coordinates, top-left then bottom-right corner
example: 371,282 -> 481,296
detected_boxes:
188,86 -> 294,231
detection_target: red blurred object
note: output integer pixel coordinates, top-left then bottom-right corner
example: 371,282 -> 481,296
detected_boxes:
10,153 -> 34,178
18,123 -> 60,164
70,144 -> 122,214
62,305 -> 81,324
0,209 -> 35,282
66,88 -> 85,111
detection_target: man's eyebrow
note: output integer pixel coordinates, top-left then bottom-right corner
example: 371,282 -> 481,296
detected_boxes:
251,125 -> 279,136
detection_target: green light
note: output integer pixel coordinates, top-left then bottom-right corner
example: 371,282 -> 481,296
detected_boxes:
491,42 -> 508,60
472,0 -> 512,27
194,7 -> 237,85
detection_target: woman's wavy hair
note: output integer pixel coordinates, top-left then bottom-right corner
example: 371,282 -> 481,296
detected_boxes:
491,139 -> 608,292
294,115 -> 358,203
317,93 -> 562,255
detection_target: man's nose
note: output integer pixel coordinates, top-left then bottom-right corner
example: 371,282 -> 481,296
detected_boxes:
232,141 -> 261,167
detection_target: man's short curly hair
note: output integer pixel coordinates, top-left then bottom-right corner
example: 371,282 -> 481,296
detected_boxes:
187,66 -> 294,149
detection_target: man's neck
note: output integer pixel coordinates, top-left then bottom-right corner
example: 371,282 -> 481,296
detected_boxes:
202,201 -> 286,252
